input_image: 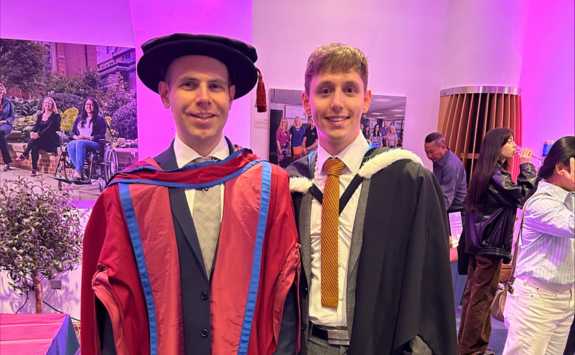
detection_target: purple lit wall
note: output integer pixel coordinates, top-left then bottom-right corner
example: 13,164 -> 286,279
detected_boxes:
0,0 -> 134,47
520,0 -> 575,151
441,0 -> 527,88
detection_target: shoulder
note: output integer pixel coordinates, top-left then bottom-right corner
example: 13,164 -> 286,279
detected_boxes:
286,152 -> 315,179
359,148 -> 424,179
268,162 -> 289,179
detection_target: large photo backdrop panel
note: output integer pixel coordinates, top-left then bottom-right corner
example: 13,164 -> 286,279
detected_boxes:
0,38 -> 138,200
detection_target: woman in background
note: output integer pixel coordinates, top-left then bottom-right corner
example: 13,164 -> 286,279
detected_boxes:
371,124 -> 383,148
19,96 -> 61,176
67,97 -> 106,180
385,124 -> 398,147
458,128 -> 537,355
275,118 -> 290,163
503,136 -> 575,355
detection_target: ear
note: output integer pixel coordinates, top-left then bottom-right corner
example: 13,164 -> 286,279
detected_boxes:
302,91 -> 312,118
158,81 -> 171,108
363,89 -> 373,113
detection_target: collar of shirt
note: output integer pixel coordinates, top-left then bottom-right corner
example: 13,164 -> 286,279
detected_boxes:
173,134 -> 230,169
538,180 -> 574,206
315,133 -> 370,178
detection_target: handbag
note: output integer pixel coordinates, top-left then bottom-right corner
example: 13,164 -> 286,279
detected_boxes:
490,213 -> 524,322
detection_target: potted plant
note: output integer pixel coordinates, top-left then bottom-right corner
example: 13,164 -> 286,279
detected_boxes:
0,176 -> 82,313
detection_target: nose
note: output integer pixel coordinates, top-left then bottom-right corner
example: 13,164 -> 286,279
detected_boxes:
196,83 -> 212,109
330,89 -> 344,112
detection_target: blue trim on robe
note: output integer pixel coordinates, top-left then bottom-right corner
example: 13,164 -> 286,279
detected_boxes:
237,162 -> 272,354
118,183 -> 158,355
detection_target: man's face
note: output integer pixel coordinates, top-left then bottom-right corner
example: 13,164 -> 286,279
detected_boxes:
159,55 -> 235,148
302,69 -> 371,153
425,141 -> 447,162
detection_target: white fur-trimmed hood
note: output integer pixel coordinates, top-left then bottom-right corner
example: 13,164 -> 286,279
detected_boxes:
289,148 -> 423,193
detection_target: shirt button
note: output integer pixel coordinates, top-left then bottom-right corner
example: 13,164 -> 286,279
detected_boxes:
200,328 -> 209,337
200,291 -> 209,301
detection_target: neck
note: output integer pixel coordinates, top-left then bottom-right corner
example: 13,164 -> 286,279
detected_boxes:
320,131 -> 359,156
180,133 -> 223,157
546,176 -> 573,192
439,149 -> 448,160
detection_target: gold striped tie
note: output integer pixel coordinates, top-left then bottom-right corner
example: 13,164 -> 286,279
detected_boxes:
321,157 -> 346,308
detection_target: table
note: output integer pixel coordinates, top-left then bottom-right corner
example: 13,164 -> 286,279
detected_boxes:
0,313 -> 79,355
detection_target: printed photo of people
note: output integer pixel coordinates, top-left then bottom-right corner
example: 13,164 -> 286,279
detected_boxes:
0,38 -> 138,200
268,88 -> 406,167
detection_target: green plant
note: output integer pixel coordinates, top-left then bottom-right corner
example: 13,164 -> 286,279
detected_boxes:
112,100 -> 137,139
0,39 -> 47,95
0,176 -> 83,313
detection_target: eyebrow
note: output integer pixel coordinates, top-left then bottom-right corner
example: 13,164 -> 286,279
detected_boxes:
316,80 -> 361,87
176,76 -> 228,85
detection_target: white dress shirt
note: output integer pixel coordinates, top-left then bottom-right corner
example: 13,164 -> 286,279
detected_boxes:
515,180 -> 575,290
309,133 -> 370,327
173,135 -> 229,220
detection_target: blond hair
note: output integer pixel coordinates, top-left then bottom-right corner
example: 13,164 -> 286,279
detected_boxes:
42,96 -> 59,114
304,43 -> 368,94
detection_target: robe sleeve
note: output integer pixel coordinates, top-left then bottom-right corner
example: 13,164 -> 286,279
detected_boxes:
265,166 -> 301,355
410,169 -> 458,354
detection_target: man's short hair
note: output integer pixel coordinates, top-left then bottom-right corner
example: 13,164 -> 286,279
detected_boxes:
304,43 -> 368,94
425,132 -> 446,145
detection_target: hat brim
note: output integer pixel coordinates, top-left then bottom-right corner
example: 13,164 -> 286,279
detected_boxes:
137,38 -> 257,98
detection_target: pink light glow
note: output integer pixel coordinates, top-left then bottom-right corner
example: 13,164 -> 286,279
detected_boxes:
520,0 -> 575,152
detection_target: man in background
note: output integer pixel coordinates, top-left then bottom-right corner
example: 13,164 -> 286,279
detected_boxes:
424,132 -> 467,212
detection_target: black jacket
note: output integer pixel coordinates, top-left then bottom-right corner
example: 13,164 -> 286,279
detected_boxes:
463,162 -> 537,262
288,148 -> 457,355
32,113 -> 61,151
71,114 -> 107,142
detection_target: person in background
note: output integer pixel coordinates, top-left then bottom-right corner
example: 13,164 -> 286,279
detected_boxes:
371,124 -> 383,148
304,116 -> 318,153
67,97 -> 106,180
276,117 -> 291,163
0,82 -> 15,171
502,136 -> 575,355
290,116 -> 307,159
458,128 -> 537,355
18,96 -> 61,176
385,123 -> 398,147
424,132 -> 467,212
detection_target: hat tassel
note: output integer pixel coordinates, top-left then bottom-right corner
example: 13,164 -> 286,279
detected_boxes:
256,68 -> 267,112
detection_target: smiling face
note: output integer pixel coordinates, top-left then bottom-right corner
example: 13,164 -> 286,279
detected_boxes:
302,69 -> 371,155
42,98 -> 54,113
159,55 -> 235,154
84,100 -> 95,115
